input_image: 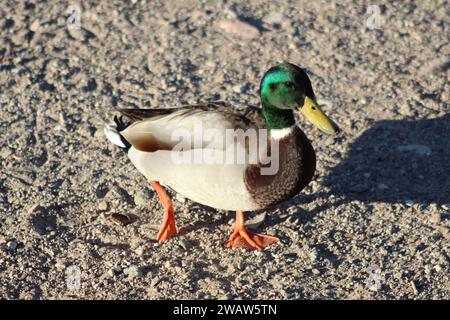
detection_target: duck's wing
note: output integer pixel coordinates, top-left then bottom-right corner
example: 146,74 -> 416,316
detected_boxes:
117,101 -> 265,152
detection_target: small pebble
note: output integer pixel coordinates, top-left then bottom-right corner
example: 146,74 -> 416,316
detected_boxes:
433,265 -> 442,272
134,246 -> 145,256
179,238 -> 192,250
264,12 -> 284,26
424,265 -> 431,275
55,260 -> 66,271
29,19 -> 40,32
110,213 -> 131,226
68,27 -> 88,41
123,265 -> 141,280
218,19 -> 260,40
27,203 -> 42,214
405,200 -> 414,207
309,249 -> 318,262
95,183 -> 109,199
134,190 -> 152,207
410,281 -> 418,295
6,240 -> 18,251
232,85 -> 243,93
97,201 -> 108,211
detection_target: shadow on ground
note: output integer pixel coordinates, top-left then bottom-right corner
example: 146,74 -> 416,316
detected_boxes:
321,113 -> 450,206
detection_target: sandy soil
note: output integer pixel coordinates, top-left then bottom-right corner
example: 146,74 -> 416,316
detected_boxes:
0,0 -> 449,299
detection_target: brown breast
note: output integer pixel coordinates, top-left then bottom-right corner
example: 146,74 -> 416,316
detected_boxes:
244,127 -> 316,209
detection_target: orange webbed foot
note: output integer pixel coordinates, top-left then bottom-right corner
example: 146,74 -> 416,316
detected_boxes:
225,211 -> 278,250
225,228 -> 279,250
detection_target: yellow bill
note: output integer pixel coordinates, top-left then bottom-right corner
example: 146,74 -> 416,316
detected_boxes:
299,96 -> 341,135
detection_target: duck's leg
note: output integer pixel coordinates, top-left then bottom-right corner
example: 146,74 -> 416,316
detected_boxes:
225,211 -> 279,250
150,181 -> 177,241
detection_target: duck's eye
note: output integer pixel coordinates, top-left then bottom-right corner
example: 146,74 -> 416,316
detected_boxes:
269,83 -> 278,91
311,106 -> 316,110
285,81 -> 294,88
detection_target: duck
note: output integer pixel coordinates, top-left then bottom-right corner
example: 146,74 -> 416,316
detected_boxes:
104,62 -> 340,250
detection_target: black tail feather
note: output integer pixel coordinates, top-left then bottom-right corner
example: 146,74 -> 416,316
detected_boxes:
113,115 -> 131,151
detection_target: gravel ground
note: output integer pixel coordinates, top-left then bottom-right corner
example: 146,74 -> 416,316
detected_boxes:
0,0 -> 449,299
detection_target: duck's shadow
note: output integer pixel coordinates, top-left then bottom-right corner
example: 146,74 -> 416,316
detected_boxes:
323,113 -> 449,205
286,113 -> 450,219
177,204 -> 227,236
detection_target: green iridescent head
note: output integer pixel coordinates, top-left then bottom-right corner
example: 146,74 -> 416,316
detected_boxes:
259,62 -> 340,134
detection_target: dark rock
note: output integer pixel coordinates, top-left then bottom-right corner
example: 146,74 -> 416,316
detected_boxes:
2,18 -> 14,30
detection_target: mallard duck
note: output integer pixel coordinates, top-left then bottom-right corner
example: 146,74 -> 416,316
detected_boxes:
104,62 -> 340,250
